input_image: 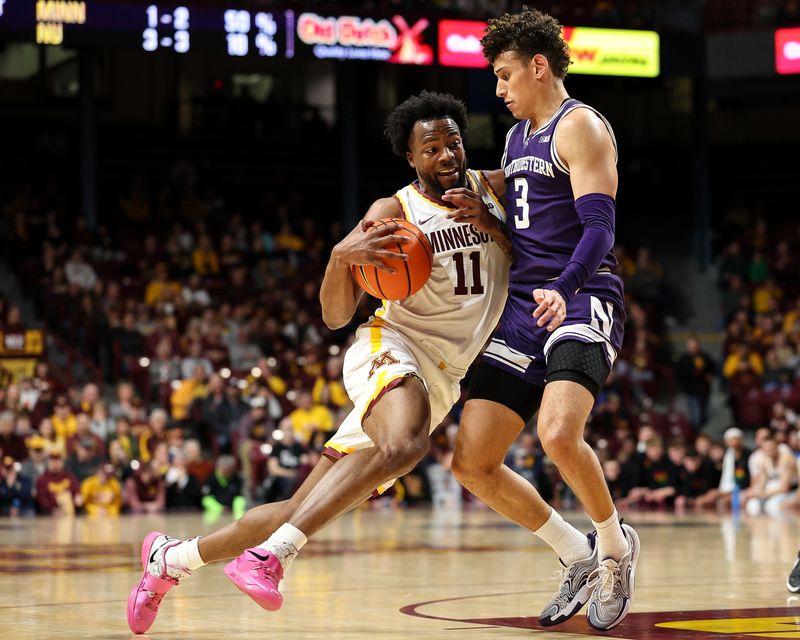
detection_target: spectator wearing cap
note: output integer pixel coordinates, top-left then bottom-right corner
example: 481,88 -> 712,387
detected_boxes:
66,412 -> 106,459
35,451 -> 81,515
81,463 -> 123,516
0,411 -> 27,461
0,456 -> 35,517
126,461 -> 166,514
65,437 -> 103,483
51,395 -> 77,441
21,436 -> 48,484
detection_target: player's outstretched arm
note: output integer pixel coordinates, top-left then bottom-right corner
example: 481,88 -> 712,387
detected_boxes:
533,109 -> 618,332
319,197 -> 408,330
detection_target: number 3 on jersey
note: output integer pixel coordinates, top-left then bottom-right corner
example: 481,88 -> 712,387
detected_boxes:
513,177 -> 530,229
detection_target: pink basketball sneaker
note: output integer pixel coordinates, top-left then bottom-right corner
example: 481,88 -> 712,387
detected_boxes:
223,547 -> 284,611
127,532 -> 188,634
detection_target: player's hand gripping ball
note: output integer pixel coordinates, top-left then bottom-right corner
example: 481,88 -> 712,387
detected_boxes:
351,218 -> 433,301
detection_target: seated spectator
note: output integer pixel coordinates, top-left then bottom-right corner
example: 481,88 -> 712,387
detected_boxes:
0,456 -> 35,517
202,454 -> 245,519
145,262 -> 182,307
723,343 -> 764,380
184,438 -> 214,485
312,355 -> 350,410
51,394 -> 78,442
126,461 -> 166,514
21,435 -> 48,485
265,426 -> 307,503
111,415 -> 136,460
744,433 -> 797,516
35,452 -> 81,515
81,463 -> 123,516
182,273 -> 211,309
64,248 -> 97,291
66,412 -> 106,459
192,234 -> 220,276
696,428 -> 751,510
107,438 -> 134,483
138,408 -> 169,463
674,449 -> 718,511
288,391 -> 334,445
109,382 -> 139,420
165,452 -> 203,511
620,437 -> 679,508
171,364 -> 208,421
37,417 -> 66,458
0,411 -> 27,461
65,438 -> 103,483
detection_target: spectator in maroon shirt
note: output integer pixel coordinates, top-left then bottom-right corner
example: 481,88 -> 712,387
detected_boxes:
126,461 -> 166,514
66,412 -> 106,459
35,452 -> 81,515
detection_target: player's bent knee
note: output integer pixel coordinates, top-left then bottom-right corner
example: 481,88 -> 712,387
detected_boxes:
538,425 -> 581,462
450,451 -> 495,488
379,436 -> 429,475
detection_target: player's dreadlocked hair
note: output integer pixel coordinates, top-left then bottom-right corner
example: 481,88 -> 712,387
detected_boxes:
480,6 -> 571,78
384,90 -> 468,157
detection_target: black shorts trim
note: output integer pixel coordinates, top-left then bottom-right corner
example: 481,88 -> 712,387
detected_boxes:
466,361 -> 543,424
545,340 -> 610,398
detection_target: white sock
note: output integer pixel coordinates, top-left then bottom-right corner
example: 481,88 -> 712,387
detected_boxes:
258,523 -> 308,571
592,509 -> 628,561
165,536 -> 206,572
533,509 -> 592,566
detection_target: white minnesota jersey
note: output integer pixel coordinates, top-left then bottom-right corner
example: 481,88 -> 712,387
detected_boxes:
366,169 -> 510,372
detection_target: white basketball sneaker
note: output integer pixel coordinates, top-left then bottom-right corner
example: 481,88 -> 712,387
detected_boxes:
586,523 -> 640,630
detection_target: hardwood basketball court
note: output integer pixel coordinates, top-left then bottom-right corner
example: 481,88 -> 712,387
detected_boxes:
1,508 -> 798,639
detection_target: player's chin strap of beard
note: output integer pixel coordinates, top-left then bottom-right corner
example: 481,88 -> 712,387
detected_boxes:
543,193 -> 616,303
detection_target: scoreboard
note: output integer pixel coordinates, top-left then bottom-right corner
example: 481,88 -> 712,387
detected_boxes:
0,1 -> 661,76
1,1 -> 292,57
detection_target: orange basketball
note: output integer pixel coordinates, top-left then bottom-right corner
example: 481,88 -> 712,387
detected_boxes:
351,218 -> 433,301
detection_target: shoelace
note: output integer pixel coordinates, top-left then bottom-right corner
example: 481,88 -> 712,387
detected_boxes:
551,565 -> 569,584
587,560 -> 619,603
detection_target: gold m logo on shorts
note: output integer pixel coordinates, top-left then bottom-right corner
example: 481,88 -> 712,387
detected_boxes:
368,350 -> 399,380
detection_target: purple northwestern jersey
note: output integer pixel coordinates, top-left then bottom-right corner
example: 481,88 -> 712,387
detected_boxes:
481,98 -> 626,386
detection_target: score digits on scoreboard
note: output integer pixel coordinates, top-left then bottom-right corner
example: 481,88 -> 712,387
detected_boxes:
224,10 -> 279,57
143,5 -> 190,53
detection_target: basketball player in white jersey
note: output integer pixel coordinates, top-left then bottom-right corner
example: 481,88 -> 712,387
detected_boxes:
127,91 -> 513,634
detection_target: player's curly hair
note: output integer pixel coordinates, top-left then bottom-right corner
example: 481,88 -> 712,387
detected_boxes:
384,90 -> 468,157
480,6 -> 571,78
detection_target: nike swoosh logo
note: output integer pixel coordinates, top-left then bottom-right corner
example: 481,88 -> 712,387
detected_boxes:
418,215 -> 436,225
247,549 -> 271,562
149,536 -> 174,565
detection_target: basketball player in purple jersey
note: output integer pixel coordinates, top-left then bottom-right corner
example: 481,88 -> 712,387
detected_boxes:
447,8 -> 640,631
